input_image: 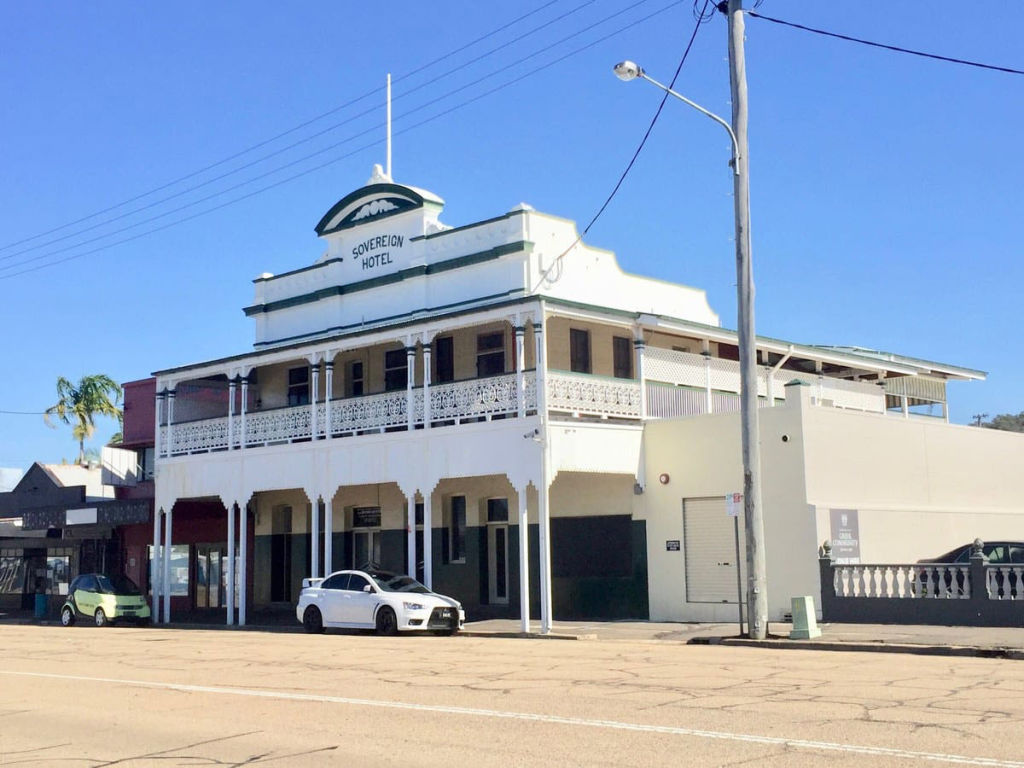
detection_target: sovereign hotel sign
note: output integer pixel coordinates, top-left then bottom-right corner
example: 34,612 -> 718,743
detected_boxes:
351,233 -> 405,271
312,172 -> 445,281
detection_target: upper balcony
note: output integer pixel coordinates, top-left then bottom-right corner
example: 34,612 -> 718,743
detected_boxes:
155,317 -> 955,459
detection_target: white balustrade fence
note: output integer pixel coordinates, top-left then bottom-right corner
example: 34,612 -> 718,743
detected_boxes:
165,372 -> 538,455
987,566 -> 1024,600
832,563 -> 971,599
546,371 -> 641,419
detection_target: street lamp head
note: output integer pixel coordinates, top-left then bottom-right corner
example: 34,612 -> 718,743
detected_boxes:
613,60 -> 642,81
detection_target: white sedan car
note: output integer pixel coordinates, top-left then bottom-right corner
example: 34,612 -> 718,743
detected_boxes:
296,569 -> 465,635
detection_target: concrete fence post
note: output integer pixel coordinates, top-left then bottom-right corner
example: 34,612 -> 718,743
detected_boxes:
969,538 -> 988,610
817,540 -> 837,621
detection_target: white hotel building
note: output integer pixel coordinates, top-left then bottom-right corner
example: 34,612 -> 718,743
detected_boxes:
151,167 -> 1022,629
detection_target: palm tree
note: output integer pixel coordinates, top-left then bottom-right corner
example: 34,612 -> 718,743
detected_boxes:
44,375 -> 123,464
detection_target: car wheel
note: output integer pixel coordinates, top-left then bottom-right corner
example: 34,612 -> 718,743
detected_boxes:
94,608 -> 108,628
375,606 -> 398,636
303,606 -> 325,634
60,605 -> 76,627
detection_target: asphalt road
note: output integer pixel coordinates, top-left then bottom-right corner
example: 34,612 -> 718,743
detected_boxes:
1,624 -> 1023,767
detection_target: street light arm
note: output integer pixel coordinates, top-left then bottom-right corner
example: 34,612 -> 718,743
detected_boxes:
639,71 -> 740,175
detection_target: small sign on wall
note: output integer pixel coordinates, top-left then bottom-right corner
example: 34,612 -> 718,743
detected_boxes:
666,540 -> 681,551
726,493 -> 742,518
829,508 -> 861,563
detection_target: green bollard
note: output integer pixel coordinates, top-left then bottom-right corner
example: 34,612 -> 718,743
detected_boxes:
789,596 -> 822,639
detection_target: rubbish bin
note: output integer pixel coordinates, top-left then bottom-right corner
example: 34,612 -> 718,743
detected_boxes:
34,592 -> 48,620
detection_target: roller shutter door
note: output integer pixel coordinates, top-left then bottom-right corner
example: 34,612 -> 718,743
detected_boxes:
683,497 -> 745,604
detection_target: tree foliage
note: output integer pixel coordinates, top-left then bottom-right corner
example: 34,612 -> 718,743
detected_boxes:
982,412 -> 1024,433
44,374 -> 123,464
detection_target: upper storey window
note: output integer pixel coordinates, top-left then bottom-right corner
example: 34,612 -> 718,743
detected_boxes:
477,332 -> 505,377
288,367 -> 310,406
570,329 -> 591,374
384,349 -> 408,391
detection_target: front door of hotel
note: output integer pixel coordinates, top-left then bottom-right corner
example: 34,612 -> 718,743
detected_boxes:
487,525 -> 509,604
486,498 -> 510,605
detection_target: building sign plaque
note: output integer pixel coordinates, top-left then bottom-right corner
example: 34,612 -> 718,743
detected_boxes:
829,508 -> 861,563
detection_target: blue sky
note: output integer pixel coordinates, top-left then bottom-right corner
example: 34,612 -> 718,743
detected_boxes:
1,1 -> 1020,469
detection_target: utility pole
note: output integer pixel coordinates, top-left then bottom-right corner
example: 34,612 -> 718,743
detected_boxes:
726,0 -> 768,640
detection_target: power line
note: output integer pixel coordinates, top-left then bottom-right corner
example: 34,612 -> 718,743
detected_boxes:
582,0 -> 711,238
0,0 -> 664,276
0,1 -> 573,256
0,410 -> 47,416
748,10 -> 1024,76
536,0 -> 711,291
0,1 -> 598,263
0,1 -> 687,281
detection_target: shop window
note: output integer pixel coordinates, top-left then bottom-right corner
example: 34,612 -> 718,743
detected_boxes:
613,336 -> 633,379
288,367 -> 310,406
0,550 -> 25,594
570,329 -> 591,374
349,360 -> 364,397
435,336 -> 454,383
147,544 -> 190,596
477,332 -> 505,377
384,349 -> 408,391
445,496 -> 466,564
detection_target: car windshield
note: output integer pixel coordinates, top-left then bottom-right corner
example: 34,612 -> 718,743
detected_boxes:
366,570 -> 430,594
95,574 -> 141,596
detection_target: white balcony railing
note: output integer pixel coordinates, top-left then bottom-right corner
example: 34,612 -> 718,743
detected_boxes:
160,354 -> 893,456
546,371 -> 642,419
163,372 -> 539,456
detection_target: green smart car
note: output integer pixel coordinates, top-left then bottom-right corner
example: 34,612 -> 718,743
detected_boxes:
61,574 -> 151,627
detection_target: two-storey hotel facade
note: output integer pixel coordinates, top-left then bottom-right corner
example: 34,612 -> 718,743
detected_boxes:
152,167 -> 1007,630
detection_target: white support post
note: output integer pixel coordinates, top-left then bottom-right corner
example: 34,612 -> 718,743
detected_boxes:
311,496 -> 320,579
310,363 -> 320,440
154,391 -> 163,459
634,335 -> 647,418
240,378 -> 248,449
518,485 -> 530,633
151,507 -> 162,623
166,390 -> 175,457
533,311 -> 554,634
227,502 -> 236,625
515,326 -> 526,418
406,345 -> 416,430
534,317 -> 546,418
324,496 -> 333,574
902,394 -> 909,418
228,379 -> 236,449
407,494 -> 417,578
422,343 -> 432,429
423,490 -> 433,589
703,352 -> 713,414
239,500 -> 248,626
325,361 -> 334,439
538,458 -> 552,635
162,505 -> 173,623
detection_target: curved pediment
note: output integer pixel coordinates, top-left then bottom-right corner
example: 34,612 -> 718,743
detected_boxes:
314,182 -> 443,237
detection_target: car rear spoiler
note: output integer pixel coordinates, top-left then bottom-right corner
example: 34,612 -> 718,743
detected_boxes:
301,577 -> 324,589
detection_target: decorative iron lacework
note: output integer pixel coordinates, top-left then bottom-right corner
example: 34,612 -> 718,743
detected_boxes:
546,372 -> 641,418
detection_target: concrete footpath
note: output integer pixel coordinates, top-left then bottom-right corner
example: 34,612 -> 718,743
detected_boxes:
460,619 -> 1024,659
4,610 -> 1022,659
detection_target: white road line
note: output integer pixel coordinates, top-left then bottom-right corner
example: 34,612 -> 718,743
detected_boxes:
2,669 -> 1021,768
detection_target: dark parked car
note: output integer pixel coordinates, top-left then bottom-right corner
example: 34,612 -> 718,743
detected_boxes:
918,541 -> 1024,566
916,541 -> 1024,598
